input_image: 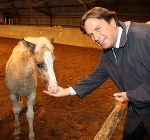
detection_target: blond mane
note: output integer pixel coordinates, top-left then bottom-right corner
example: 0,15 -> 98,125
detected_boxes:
20,37 -> 54,54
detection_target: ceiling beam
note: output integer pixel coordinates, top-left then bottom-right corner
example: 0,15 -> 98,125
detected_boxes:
0,0 -> 8,2
77,0 -> 88,12
32,0 -> 50,7
0,0 -> 17,9
32,7 -> 50,16
78,0 -> 83,4
87,0 -> 99,4
3,4 -> 82,10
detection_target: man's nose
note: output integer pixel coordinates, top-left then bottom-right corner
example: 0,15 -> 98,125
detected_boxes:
93,33 -> 99,42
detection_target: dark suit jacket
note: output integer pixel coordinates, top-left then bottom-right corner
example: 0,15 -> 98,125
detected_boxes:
72,21 -> 150,134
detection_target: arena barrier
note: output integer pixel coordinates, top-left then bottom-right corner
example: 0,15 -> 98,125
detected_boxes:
0,25 -> 100,49
94,102 -> 127,140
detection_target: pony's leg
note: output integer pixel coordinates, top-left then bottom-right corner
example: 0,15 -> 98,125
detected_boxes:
10,94 -> 22,136
26,91 -> 36,140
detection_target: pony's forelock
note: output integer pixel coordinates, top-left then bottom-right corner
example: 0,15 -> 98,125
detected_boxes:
23,37 -> 54,54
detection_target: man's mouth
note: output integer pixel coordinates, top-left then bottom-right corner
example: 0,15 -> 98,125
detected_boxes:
96,37 -> 106,46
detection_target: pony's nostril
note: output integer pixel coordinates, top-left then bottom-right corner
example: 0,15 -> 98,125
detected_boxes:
48,85 -> 58,93
48,86 -> 52,92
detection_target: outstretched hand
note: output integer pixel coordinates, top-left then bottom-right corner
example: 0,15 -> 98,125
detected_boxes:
114,92 -> 129,103
43,86 -> 71,97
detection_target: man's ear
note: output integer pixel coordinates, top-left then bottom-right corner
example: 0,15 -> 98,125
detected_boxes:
21,38 -> 35,53
50,36 -> 54,43
110,18 -> 116,27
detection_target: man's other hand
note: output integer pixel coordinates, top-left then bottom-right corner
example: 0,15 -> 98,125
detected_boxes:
114,92 -> 129,103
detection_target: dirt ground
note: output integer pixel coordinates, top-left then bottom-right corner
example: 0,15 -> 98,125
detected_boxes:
0,37 -> 126,140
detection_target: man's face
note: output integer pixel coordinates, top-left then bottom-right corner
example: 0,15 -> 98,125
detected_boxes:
84,18 -> 118,49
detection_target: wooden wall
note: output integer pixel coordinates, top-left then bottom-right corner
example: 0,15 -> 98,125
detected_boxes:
0,25 -> 100,49
12,14 -> 150,27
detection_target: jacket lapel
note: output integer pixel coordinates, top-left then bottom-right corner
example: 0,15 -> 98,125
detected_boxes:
102,21 -> 131,91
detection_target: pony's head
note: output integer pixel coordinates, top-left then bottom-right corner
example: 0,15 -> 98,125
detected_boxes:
21,37 -> 58,93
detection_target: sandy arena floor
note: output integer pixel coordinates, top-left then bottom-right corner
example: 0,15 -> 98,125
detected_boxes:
0,37 -> 126,140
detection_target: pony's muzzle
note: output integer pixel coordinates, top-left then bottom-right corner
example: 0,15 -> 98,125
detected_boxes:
48,83 -> 58,93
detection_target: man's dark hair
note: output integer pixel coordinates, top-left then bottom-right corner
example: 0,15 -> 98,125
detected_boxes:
80,7 -> 120,34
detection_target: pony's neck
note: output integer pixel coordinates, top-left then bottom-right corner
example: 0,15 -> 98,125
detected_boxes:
11,46 -> 34,79
20,50 -> 34,78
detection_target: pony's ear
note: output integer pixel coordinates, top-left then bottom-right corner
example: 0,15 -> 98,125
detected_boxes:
50,36 -> 54,43
21,38 -> 35,53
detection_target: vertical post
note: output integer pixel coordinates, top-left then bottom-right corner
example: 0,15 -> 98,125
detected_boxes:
12,18 -> 13,25
83,0 -> 88,12
28,0 -> 38,26
5,17 -> 7,24
9,18 -> 11,24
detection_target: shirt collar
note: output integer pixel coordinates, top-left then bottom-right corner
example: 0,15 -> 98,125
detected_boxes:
115,26 -> 123,48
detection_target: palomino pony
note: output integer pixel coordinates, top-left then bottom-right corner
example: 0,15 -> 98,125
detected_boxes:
5,37 -> 58,140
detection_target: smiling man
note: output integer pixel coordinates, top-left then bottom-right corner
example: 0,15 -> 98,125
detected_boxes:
44,7 -> 150,140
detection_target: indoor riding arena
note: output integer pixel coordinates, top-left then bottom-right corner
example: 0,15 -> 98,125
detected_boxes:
0,0 -> 150,140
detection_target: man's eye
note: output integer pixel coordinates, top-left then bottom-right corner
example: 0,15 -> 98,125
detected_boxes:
37,63 -> 44,68
88,34 -> 93,38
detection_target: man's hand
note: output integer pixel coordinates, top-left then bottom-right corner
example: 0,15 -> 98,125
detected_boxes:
43,86 -> 71,97
114,92 -> 129,103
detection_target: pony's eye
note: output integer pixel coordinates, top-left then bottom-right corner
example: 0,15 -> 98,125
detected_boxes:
95,27 -> 101,31
37,63 -> 44,68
